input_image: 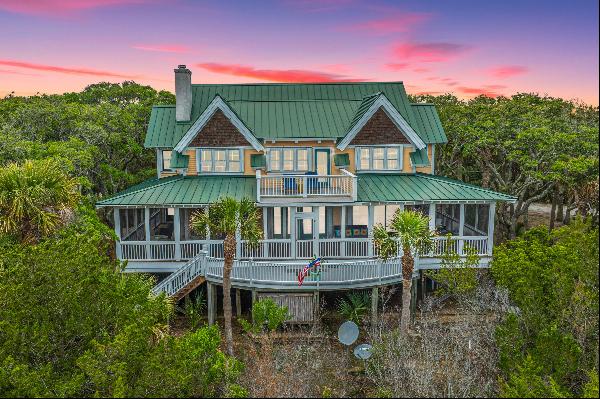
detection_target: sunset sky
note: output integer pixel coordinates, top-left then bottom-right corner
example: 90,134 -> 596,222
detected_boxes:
0,0 -> 598,105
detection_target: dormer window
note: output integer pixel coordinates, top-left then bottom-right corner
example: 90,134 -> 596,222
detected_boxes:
197,148 -> 243,173
356,146 -> 403,171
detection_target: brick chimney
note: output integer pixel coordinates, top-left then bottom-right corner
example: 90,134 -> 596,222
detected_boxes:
174,65 -> 192,122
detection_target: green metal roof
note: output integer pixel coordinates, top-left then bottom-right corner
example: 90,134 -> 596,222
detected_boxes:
145,82 -> 444,147
97,172 -> 514,207
410,104 -> 447,143
357,173 -> 516,203
96,175 -> 256,207
410,148 -> 430,167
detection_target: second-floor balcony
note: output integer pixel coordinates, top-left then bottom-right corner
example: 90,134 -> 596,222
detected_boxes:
256,169 -> 357,203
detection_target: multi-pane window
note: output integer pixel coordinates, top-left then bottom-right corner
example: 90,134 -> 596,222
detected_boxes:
356,146 -> 403,171
161,150 -> 172,171
269,148 -> 310,172
198,148 -> 243,173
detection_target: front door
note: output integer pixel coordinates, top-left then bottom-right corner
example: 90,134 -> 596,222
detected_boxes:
295,207 -> 316,258
314,149 -> 331,175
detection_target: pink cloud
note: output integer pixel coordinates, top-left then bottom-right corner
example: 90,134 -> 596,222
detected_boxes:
0,0 -> 148,16
339,12 -> 431,34
0,59 -> 138,78
385,63 -> 409,71
457,86 -> 504,97
132,44 -> 190,53
486,65 -> 529,78
413,67 -> 429,73
393,41 -> 471,62
197,62 -> 366,83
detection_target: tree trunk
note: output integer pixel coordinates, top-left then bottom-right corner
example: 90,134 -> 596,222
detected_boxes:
223,234 -> 236,356
400,247 -> 414,332
556,195 -> 564,221
549,190 -> 558,231
401,279 -> 412,333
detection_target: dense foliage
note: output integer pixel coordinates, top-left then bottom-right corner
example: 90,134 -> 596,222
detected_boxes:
0,82 -> 174,198
491,220 -> 599,397
411,93 -> 599,238
0,205 -> 242,397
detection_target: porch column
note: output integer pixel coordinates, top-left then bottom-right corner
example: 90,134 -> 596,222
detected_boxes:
144,207 -> 151,259
314,206 -> 320,258
235,224 -> 241,259
207,282 -> 216,325
262,207 -> 269,258
428,203 -> 436,231
458,204 -> 465,255
367,204 -> 374,257
487,202 -> 496,255
113,208 -> 122,259
399,203 -> 405,213
340,205 -> 346,257
290,206 -> 296,258
174,207 -> 181,261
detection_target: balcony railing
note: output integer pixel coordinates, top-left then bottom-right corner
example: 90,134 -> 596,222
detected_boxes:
119,236 -> 490,262
256,169 -> 357,202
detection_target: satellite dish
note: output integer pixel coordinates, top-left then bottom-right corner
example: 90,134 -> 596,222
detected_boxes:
337,321 -> 359,346
353,343 -> 373,360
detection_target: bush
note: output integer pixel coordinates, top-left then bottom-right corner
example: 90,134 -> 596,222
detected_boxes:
239,298 -> 289,334
336,291 -> 371,324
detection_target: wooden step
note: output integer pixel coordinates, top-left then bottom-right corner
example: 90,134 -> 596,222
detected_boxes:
173,276 -> 206,301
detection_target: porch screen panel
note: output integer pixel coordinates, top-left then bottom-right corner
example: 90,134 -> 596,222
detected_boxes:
180,208 -> 207,240
435,204 -> 460,235
119,208 -> 146,241
464,204 -> 489,236
149,208 -> 174,240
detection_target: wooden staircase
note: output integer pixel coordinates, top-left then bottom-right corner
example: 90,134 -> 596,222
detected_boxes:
152,250 -> 208,300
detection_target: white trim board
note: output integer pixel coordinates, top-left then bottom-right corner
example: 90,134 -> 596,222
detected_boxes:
173,95 -> 264,152
337,94 -> 426,151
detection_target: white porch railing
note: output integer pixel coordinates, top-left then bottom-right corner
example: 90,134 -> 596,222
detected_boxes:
119,236 -> 489,262
256,169 -> 356,201
205,257 -> 402,289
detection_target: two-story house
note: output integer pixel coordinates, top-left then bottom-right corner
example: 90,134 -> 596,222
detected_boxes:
97,65 -> 514,317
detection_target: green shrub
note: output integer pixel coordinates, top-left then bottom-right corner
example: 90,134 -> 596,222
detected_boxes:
239,298 -> 289,334
337,291 -> 371,324
426,236 -> 479,298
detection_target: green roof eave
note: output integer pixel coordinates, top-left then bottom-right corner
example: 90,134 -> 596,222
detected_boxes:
356,173 -> 516,203
96,175 -> 256,207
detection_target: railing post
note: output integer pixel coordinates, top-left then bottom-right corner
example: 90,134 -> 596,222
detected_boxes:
199,247 -> 208,276
256,169 -> 261,202
174,207 -> 181,261
458,204 -> 465,255
352,174 -> 357,201
113,208 -> 122,260
487,202 -> 496,256
144,207 -> 151,259
302,176 -> 308,197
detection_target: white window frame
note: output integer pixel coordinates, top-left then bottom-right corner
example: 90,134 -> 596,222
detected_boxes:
267,147 -> 312,173
355,145 -> 404,172
195,148 -> 244,174
161,150 -> 173,171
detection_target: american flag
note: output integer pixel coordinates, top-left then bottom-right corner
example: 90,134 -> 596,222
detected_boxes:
297,257 -> 322,286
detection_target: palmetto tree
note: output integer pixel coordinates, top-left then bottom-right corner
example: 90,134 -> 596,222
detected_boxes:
190,196 -> 262,356
0,159 -> 80,243
374,209 -> 435,331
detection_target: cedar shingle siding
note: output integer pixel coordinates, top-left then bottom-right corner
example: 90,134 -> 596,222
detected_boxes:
189,110 -> 250,147
350,107 -> 410,146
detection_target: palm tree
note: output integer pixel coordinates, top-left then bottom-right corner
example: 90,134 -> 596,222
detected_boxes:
0,159 -> 80,243
190,196 -> 262,356
374,209 -> 435,331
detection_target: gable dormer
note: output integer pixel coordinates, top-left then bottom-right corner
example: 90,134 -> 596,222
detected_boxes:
349,107 -> 411,146
337,92 -> 426,151
174,95 -> 263,153
189,109 -> 253,147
